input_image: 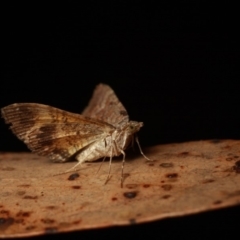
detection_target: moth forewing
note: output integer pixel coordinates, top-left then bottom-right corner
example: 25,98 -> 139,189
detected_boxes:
1,84 -> 150,186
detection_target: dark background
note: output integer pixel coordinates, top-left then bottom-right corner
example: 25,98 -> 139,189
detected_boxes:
1,3 -> 240,240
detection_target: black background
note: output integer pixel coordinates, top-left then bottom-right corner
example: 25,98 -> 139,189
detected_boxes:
1,3 -> 240,239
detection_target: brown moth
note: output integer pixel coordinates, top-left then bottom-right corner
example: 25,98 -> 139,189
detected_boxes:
1,84 -> 149,186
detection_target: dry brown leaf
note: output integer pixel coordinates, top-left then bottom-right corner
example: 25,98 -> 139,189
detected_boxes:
1,140 -> 240,238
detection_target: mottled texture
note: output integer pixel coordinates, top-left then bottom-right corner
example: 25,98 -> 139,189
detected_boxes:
1,84 -> 144,175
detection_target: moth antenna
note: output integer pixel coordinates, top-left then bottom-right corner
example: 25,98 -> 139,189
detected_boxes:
135,135 -> 151,161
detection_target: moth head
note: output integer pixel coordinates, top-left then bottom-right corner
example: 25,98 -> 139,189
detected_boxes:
127,121 -> 143,134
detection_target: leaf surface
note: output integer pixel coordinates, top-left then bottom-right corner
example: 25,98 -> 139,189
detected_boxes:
1,140 -> 240,238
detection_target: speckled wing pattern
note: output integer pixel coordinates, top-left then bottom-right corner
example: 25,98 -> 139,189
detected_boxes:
1,103 -> 114,162
82,84 -> 129,127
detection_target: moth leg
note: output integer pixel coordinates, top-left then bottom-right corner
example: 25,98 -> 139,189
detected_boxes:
96,156 -> 106,174
53,159 -> 84,176
62,159 -> 84,174
119,148 -> 126,188
114,131 -> 128,187
60,151 -> 93,174
104,136 -> 114,185
110,138 -> 126,188
135,135 -> 151,161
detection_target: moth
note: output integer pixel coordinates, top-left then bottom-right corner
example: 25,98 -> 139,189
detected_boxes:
1,84 -> 149,186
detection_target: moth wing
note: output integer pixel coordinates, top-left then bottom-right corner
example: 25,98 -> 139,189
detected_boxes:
1,103 -> 114,162
82,84 -> 129,127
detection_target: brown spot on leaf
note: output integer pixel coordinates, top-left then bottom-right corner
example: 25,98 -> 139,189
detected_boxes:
235,160 -> 240,167
72,186 -> 81,189
123,191 -> 138,199
112,197 -> 118,201
162,194 -> 171,199
0,210 -> 10,215
15,219 -> 24,224
68,173 -> 80,180
148,163 -> 154,166
233,168 -> 240,173
222,145 -> 231,150
25,225 -> 36,231
166,173 -> 178,178
0,217 -> 14,230
213,200 -> 222,205
202,179 -> 215,184
46,206 -> 58,210
232,160 -> 240,173
16,211 -> 32,217
227,190 -> 240,198
17,184 -> 31,187
23,195 -> 38,200
161,184 -> 172,191
17,191 -> 26,196
72,220 -> 81,225
41,218 -> 55,224
178,152 -> 189,156
160,162 -> 174,168
126,184 -> 138,189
